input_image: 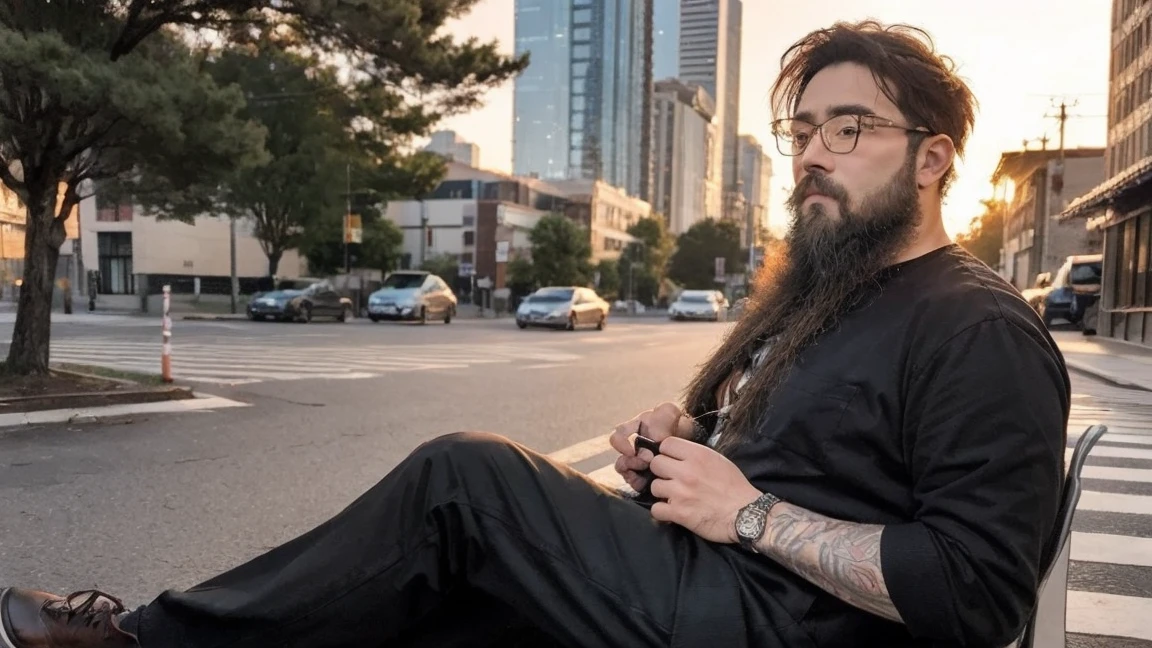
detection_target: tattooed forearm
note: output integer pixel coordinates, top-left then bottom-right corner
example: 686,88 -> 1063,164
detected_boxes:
753,501 -> 903,623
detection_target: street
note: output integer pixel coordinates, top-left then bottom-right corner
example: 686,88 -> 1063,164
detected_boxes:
1,315 -> 1151,645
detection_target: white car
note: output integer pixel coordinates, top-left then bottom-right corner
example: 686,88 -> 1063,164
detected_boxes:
669,290 -> 728,321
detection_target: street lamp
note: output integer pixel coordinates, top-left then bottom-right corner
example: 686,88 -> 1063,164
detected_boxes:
626,238 -> 646,315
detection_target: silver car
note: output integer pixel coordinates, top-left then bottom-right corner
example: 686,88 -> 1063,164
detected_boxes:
516,287 -> 609,331
669,289 -> 728,321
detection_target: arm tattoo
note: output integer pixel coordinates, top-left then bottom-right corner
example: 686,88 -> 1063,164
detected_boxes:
754,502 -> 903,623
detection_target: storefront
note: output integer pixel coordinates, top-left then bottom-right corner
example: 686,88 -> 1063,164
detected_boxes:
1060,158 -> 1152,347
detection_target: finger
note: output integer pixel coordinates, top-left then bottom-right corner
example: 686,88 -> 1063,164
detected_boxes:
648,402 -> 684,440
654,436 -> 698,461
649,500 -> 674,523
625,473 -> 647,492
608,419 -> 642,456
647,453 -> 689,481
623,455 -> 649,472
635,448 -> 656,464
614,454 -> 631,477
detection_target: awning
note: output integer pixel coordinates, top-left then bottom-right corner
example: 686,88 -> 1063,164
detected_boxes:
1059,155 -> 1152,221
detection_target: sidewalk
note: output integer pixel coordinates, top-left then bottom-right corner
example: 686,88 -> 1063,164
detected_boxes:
1053,331 -> 1152,392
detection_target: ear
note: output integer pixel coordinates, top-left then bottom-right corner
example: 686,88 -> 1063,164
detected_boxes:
915,134 -> 956,191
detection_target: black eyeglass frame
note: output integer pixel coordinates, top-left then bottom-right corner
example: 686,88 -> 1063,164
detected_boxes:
771,114 -> 933,157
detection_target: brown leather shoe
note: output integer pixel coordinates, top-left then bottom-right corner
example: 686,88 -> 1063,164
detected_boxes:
0,589 -> 137,647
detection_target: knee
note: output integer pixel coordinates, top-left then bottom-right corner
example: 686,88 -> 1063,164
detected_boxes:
411,431 -> 519,466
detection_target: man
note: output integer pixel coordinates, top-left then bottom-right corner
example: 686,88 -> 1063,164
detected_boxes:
1,20 -> 1067,648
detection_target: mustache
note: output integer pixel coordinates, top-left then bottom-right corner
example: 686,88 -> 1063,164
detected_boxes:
788,173 -> 850,210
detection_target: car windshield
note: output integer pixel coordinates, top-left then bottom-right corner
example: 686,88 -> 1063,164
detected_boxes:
1070,263 -> 1102,285
533,290 -> 574,302
276,280 -> 315,291
679,294 -> 712,303
302,282 -> 331,296
382,273 -> 426,289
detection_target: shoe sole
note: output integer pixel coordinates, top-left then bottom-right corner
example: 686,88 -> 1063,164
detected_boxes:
0,588 -> 18,648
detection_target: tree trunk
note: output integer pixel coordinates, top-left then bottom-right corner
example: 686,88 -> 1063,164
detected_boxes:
5,181 -> 65,376
267,250 -> 283,277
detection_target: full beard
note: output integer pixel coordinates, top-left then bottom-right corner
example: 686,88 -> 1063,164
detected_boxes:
682,153 -> 921,456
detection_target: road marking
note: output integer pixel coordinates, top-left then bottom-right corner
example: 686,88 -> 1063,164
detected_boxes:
1077,491 -> 1152,516
548,433 -> 613,465
524,363 -> 565,369
1071,532 -> 1152,568
1083,465 -> 1152,483
1067,445 -> 1152,461
1067,591 -> 1152,641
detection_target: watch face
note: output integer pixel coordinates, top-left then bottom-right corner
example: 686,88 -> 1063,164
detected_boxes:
735,509 -> 764,540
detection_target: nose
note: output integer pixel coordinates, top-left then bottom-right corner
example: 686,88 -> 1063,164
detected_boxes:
798,129 -> 836,177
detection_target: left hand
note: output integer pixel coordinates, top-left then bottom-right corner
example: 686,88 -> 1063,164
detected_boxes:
647,437 -> 763,544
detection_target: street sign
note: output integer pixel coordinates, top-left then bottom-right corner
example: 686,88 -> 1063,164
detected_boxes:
495,241 -> 510,263
714,256 -> 726,283
344,213 -> 362,244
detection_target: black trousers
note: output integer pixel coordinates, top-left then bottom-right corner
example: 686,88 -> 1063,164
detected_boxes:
119,432 -> 817,647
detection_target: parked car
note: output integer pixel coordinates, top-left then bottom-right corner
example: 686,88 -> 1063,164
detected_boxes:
669,289 -> 728,321
515,286 -> 609,330
1032,254 -> 1103,328
366,270 -> 457,324
247,279 -> 353,323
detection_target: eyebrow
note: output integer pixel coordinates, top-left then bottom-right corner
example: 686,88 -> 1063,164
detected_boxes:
792,104 -> 876,123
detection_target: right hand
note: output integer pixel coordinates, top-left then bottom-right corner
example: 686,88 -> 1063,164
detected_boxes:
609,402 -> 699,492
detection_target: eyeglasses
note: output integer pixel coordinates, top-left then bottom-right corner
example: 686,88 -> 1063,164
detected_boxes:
771,114 -> 932,157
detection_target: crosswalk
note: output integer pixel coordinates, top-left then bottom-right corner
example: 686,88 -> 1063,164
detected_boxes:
42,337 -> 585,385
568,391 -> 1152,645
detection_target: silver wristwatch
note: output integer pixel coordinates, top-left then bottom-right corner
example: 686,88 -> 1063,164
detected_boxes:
734,491 -> 782,552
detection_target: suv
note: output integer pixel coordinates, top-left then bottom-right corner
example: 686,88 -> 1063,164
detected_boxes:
1036,254 -> 1103,328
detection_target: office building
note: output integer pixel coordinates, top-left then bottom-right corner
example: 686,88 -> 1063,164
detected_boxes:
1059,0 -> 1152,347
652,79 -> 719,234
737,135 -> 772,242
424,130 -> 480,167
513,0 -> 651,199
679,0 -> 742,193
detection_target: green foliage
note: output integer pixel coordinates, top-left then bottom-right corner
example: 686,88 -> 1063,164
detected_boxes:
529,213 -> 593,287
303,209 -> 404,276
420,252 -> 459,282
667,219 -> 746,289
955,199 -> 1005,269
594,259 -> 620,299
506,255 -> 536,296
618,215 -> 675,304
0,0 -> 527,375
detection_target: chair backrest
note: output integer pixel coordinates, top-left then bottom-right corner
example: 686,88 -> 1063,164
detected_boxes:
1016,424 -> 1108,647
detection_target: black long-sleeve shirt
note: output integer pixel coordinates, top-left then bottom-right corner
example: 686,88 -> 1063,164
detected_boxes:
725,245 -> 1070,647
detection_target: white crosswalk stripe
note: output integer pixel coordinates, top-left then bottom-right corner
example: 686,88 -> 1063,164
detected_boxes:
44,337 -> 585,385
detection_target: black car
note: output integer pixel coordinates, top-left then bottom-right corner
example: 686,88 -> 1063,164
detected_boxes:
247,279 -> 353,323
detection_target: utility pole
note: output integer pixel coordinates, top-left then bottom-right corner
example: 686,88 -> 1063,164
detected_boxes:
229,216 -> 238,314
344,162 -> 351,274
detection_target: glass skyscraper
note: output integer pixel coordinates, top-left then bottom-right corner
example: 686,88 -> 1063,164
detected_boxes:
652,0 -> 679,81
513,0 -> 649,198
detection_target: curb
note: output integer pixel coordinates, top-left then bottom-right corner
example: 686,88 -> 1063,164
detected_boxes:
181,314 -> 249,321
0,385 -> 195,415
0,393 -> 250,429
1064,359 -> 1152,393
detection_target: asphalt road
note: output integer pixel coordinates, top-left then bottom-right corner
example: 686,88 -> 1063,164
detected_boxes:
1,312 -> 1150,645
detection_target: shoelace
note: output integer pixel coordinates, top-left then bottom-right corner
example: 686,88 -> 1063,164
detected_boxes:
41,590 -> 126,637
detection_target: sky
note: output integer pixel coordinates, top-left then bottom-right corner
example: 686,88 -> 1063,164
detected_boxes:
436,0 -> 1112,238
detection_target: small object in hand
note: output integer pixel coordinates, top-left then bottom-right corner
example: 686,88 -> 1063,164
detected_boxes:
632,424 -> 663,507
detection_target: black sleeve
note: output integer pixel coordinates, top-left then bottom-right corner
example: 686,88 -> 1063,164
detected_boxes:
879,317 -> 1069,647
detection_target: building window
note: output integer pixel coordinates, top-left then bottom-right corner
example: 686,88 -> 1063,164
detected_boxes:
426,227 -> 434,247
97,231 -> 134,294
463,231 -> 475,246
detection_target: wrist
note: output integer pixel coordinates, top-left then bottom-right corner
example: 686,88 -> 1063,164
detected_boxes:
733,491 -> 783,551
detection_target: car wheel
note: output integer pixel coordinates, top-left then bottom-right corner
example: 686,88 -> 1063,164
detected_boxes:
369,315 -> 380,323
566,314 -> 576,331
299,304 -> 312,323
419,307 -> 428,325
517,321 -> 528,329
596,314 -> 606,330
444,306 -> 453,325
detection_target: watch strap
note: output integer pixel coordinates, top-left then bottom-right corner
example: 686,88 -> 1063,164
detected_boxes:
737,491 -> 782,551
